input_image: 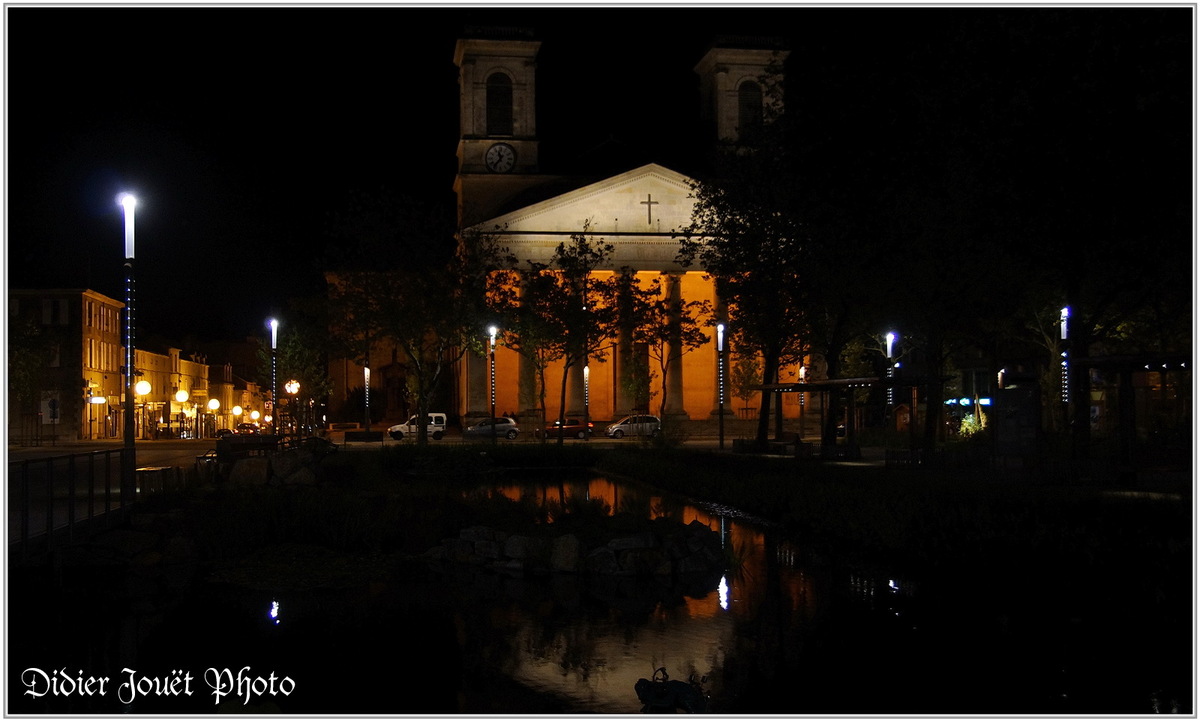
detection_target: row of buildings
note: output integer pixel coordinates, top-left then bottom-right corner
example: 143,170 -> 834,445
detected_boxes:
9,288 -> 271,445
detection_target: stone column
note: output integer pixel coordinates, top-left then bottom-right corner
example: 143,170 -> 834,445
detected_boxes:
662,272 -> 686,419
612,270 -> 636,416
516,272 -> 540,421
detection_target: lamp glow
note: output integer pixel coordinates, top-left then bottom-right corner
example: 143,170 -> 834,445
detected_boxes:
135,380 -> 151,396
175,389 -> 189,403
119,193 -> 137,259
208,398 -> 220,412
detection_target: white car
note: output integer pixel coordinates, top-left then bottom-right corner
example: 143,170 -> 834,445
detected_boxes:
388,412 -> 448,440
605,414 -> 661,439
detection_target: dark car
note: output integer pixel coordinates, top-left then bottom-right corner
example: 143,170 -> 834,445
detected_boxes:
215,428 -> 234,439
535,418 -> 594,440
463,416 -> 521,440
235,422 -> 260,435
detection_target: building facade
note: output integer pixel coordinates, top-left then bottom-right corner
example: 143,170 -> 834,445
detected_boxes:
451,31 -> 791,426
8,288 -> 268,443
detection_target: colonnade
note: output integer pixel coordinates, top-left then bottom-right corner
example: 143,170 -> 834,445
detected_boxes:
459,269 -> 728,424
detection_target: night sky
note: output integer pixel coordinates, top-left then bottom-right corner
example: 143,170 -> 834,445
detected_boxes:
5,5 -> 1193,343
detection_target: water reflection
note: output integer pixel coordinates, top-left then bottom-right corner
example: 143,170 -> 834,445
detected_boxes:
465,475 -> 857,712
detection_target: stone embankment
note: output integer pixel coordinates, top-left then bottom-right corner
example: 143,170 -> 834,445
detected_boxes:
426,519 -> 726,577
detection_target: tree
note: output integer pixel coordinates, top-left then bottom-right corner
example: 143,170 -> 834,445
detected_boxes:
494,223 -> 616,444
377,229 -> 511,444
254,309 -> 333,435
615,270 -> 712,418
677,59 -> 809,445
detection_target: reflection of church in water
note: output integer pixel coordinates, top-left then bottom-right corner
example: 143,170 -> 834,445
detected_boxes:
449,27 -> 794,426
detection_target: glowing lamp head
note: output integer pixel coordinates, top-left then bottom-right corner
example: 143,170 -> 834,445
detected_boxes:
207,398 -> 220,412
134,380 -> 151,396
175,389 -> 189,403
118,193 -> 137,258
232,405 -> 243,417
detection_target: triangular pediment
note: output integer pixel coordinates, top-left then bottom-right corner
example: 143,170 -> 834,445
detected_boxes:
471,164 -> 698,271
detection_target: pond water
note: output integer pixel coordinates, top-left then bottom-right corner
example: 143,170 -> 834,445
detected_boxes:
9,473 -> 1191,715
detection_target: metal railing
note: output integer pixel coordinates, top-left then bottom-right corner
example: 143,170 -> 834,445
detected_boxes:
7,448 -> 168,563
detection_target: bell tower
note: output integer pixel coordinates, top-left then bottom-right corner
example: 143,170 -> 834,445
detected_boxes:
694,38 -> 790,147
454,27 -> 545,228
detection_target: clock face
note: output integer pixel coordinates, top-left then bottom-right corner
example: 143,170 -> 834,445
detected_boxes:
485,143 -> 516,173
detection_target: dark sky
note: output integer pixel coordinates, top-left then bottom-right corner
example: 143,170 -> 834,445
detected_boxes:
5,5 -> 1193,343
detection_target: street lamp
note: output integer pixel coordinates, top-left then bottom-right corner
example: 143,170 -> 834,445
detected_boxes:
717,323 -> 726,450
175,388 -> 190,439
885,332 -> 897,407
134,379 -> 151,439
285,379 -> 300,436
488,325 -> 498,443
207,398 -> 220,438
117,192 -> 140,498
269,318 -> 279,433
583,364 -> 590,443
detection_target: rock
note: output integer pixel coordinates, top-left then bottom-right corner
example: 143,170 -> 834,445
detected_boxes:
229,457 -> 270,486
550,534 -> 580,572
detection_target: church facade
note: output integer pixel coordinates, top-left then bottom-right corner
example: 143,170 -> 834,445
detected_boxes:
451,29 -> 792,427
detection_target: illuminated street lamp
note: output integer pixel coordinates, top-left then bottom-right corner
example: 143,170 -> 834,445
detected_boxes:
583,364 -> 590,443
285,379 -> 300,436
175,388 -> 190,439
207,398 -> 220,438
135,379 -> 151,439
885,331 -> 897,407
717,323 -> 726,450
118,192 -> 137,496
269,318 -> 279,433
488,325 -> 498,444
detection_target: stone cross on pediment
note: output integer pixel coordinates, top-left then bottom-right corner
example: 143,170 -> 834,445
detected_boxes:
640,193 -> 659,224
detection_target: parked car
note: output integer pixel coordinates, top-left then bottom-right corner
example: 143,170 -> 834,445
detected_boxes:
536,418 -> 594,440
215,428 -> 234,439
388,412 -> 448,440
605,414 -> 662,439
235,422 -> 260,435
463,416 -> 521,440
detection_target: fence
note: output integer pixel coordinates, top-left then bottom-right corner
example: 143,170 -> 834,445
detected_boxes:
7,449 -> 186,563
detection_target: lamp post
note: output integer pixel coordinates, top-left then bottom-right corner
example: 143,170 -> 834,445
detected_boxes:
175,388 -> 189,439
583,364 -> 590,443
285,380 -> 300,436
269,318 -> 279,434
207,398 -> 220,438
717,323 -> 726,450
118,192 -> 137,498
134,379 -> 151,440
488,326 -> 498,444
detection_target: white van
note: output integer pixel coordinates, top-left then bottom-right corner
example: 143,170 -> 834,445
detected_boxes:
388,413 -> 448,440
